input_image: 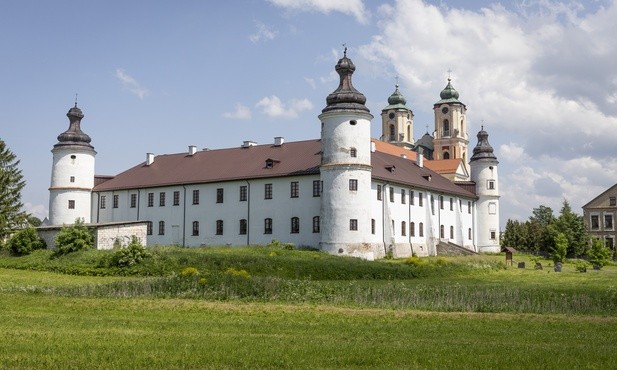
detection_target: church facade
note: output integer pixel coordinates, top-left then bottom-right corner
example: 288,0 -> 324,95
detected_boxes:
48,52 -> 500,259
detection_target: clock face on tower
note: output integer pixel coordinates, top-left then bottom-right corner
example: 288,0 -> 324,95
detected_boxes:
388,112 -> 395,120
441,107 -> 449,114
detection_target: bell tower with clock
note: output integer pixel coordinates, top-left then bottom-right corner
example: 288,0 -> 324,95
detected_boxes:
380,84 -> 414,149
433,77 -> 469,175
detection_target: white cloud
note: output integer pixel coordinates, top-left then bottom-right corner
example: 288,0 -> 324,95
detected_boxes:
359,0 -> 617,222
115,68 -> 149,99
23,202 -> 47,220
304,77 -> 316,89
268,0 -> 370,24
256,96 -> 313,118
249,21 -> 277,43
223,104 -> 252,120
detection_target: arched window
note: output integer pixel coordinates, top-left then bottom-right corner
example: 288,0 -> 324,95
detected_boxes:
440,225 -> 444,238
192,221 -> 199,236
264,218 -> 272,234
239,219 -> 247,235
291,217 -> 299,233
443,119 -> 450,137
401,221 -> 406,236
407,124 -> 411,141
419,222 -> 424,237
443,151 -> 450,159
312,216 -> 320,233
410,222 -> 415,237
389,124 -> 396,141
461,118 -> 465,135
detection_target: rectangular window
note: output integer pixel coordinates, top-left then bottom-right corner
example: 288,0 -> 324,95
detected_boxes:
490,230 -> 496,240
265,184 -> 273,199
410,222 -> 415,237
350,147 -> 357,157
192,190 -> 200,205
240,186 -> 247,201
216,188 -> 224,203
264,218 -> 272,234
606,237 -> 614,249
291,217 -> 300,233
192,221 -> 199,236
70,176 -> 75,183
410,190 -> 414,205
371,219 -> 375,235
216,220 -> 223,235
591,215 -> 599,230
100,195 -> 106,209
389,187 -> 394,202
313,216 -> 320,233
449,226 -> 454,239
173,191 -> 180,206
159,192 -> 165,207
419,192 -> 423,207
401,221 -> 406,236
440,225 -> 444,238
350,219 -> 358,231
488,180 -> 495,190
313,180 -> 321,197
377,185 -> 382,201
113,195 -> 119,208
290,181 -> 299,198
158,221 -> 165,235
439,196 -> 444,209
489,202 -> 497,215
468,201 -> 472,214
349,179 -> 358,191
604,214 -> 613,229
401,189 -> 406,204
468,228 -> 472,240
611,197 -> 617,206
147,193 -> 154,207
68,200 -> 75,209
146,221 -> 152,235
450,198 -> 453,211
130,194 -> 137,208
239,219 -> 247,235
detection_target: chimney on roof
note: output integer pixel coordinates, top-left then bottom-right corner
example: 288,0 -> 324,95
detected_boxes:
241,140 -> 257,148
188,145 -> 197,155
274,137 -> 284,146
400,154 -> 407,159
370,141 -> 376,153
416,147 -> 424,168
146,153 -> 154,166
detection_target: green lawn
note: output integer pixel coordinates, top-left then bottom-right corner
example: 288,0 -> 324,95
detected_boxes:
0,248 -> 615,369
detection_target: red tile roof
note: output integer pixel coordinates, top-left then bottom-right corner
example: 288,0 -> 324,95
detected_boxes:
93,139 -> 476,198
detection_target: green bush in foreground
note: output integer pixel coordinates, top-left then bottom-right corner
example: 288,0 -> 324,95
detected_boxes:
588,238 -> 612,268
6,227 -> 46,255
107,236 -> 150,267
55,219 -> 94,255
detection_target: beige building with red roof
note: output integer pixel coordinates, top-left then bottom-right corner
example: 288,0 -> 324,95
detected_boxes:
48,51 -> 500,258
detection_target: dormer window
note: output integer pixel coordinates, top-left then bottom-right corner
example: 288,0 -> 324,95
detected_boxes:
265,158 -> 280,169
385,165 -> 395,173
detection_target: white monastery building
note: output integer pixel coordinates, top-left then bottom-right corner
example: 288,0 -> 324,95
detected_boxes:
47,51 -> 500,259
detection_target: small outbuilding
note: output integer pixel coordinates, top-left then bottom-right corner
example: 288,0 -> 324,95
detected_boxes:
503,246 -> 517,266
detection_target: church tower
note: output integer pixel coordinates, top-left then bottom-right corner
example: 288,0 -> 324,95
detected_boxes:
48,104 -> 96,225
433,78 -> 469,176
318,49 -> 375,258
380,84 -> 414,149
470,127 -> 500,253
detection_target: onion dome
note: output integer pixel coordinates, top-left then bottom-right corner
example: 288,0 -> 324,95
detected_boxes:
415,132 -> 434,152
322,49 -> 370,113
434,78 -> 464,106
382,84 -> 409,111
470,127 -> 498,162
55,104 -> 93,148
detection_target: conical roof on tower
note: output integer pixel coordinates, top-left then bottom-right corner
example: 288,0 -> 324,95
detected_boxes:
470,126 -> 497,162
322,48 -> 370,113
434,78 -> 465,107
55,103 -> 93,149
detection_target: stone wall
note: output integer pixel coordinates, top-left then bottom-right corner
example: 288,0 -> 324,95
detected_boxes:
37,221 -> 147,250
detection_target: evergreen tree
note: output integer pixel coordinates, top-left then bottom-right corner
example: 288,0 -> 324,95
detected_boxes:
554,200 -> 588,257
0,139 -> 26,240
501,219 -> 526,250
528,205 -> 555,254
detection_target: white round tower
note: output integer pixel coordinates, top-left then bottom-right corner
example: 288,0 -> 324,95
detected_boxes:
48,104 -> 96,225
469,127 -> 500,253
318,49 -> 375,258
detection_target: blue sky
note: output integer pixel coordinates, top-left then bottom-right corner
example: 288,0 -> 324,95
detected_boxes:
2,0 -> 617,226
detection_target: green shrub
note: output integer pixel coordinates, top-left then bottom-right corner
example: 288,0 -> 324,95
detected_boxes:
180,267 -> 200,276
404,257 -> 426,267
55,219 -> 94,255
6,228 -> 46,255
550,233 -> 568,263
588,239 -> 612,268
574,260 -> 588,273
108,236 -> 150,267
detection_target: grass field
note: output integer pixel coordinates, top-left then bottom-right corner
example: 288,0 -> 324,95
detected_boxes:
0,247 -> 616,369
